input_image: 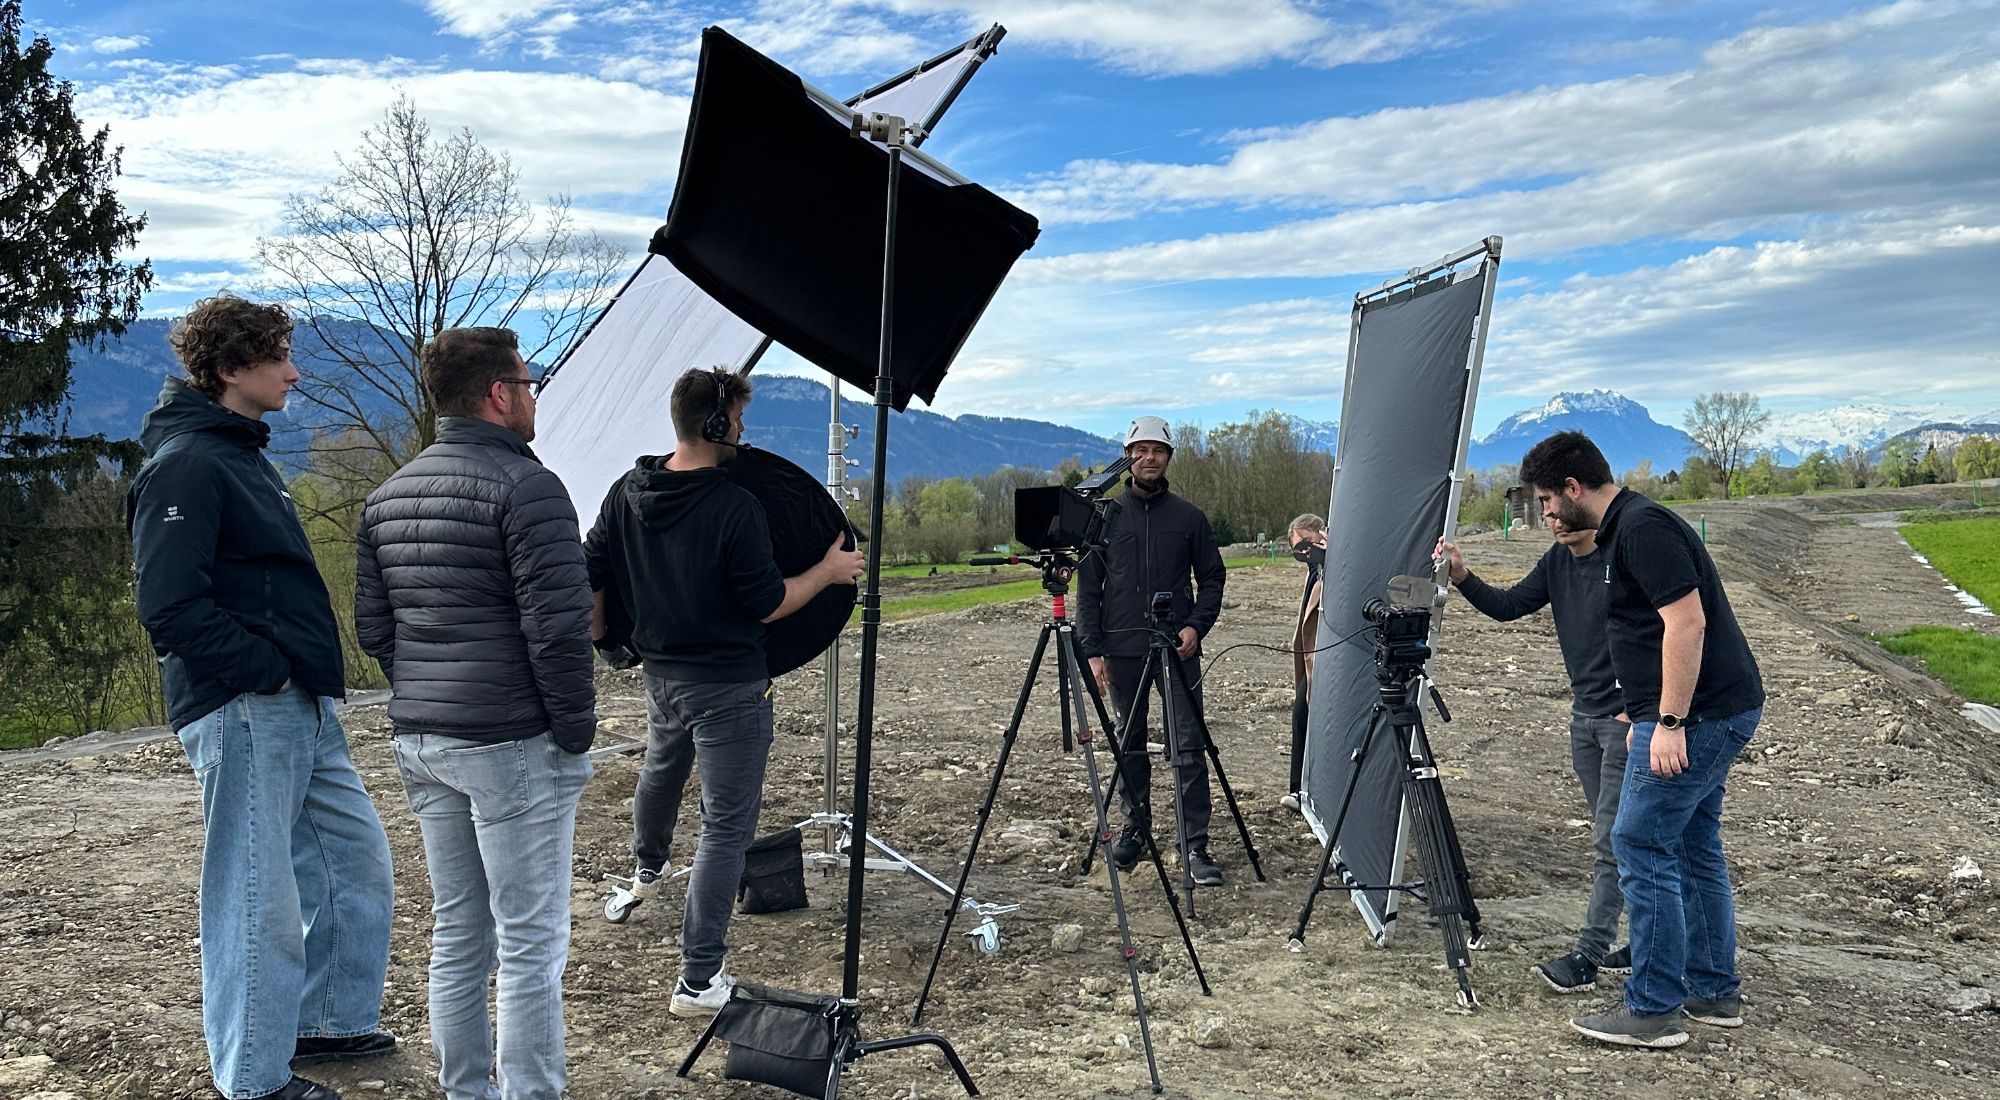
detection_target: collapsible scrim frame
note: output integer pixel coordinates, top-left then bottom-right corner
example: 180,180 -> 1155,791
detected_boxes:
1301,236 -> 1501,945
534,25 -> 1007,515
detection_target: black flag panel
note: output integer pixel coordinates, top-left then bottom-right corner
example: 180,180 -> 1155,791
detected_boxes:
655,27 -> 1040,411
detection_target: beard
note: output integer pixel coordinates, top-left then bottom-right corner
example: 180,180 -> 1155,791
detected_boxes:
1553,493 -> 1595,534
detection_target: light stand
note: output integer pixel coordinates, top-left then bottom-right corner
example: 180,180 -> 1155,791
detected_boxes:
797,380 -> 1014,955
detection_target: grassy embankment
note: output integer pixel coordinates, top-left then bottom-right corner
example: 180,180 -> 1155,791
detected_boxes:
1874,516 -> 2000,705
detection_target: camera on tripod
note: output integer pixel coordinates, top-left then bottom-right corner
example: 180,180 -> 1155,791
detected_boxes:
1010,456 -> 1135,554
1362,595 -> 1432,678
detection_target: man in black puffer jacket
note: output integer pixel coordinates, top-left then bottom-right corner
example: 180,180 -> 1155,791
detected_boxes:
354,327 -> 596,1100
129,295 -> 394,1100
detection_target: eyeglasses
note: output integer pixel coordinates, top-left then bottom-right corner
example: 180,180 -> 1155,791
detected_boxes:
495,376 -> 548,397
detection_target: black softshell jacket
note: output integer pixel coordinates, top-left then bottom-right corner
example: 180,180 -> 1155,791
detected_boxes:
1076,481 -> 1226,660
127,378 -> 345,729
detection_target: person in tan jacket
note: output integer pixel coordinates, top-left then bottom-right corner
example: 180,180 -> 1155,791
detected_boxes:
1281,513 -> 1326,812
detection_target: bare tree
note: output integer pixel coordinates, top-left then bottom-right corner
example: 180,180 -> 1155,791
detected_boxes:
257,95 -> 624,500
1682,392 -> 1770,501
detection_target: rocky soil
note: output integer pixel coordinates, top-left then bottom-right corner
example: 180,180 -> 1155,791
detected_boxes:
5,495 -> 2000,1099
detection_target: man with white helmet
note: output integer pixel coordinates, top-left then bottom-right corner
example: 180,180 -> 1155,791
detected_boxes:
1076,416 -> 1229,885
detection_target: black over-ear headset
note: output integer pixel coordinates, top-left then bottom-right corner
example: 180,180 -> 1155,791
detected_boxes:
701,368 -> 733,445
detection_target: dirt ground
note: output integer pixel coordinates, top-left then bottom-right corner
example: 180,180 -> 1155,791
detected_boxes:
5,494 -> 2000,1100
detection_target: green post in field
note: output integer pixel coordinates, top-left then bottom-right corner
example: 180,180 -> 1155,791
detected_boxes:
1700,514 -> 1707,542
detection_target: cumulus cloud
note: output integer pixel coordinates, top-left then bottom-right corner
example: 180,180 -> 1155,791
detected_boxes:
88,35 -> 150,54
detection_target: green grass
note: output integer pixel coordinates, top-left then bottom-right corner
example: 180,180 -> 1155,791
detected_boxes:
852,556 -> 1282,624
1898,503 -> 2000,524
1900,516 -> 2000,611
1875,627 -> 2000,705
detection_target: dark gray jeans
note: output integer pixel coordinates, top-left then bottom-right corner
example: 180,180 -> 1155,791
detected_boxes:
639,674 -> 774,985
1570,712 -> 1631,963
1106,654 -> 1212,847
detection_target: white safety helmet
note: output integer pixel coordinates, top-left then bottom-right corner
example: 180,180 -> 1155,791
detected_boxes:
1123,415 -> 1173,451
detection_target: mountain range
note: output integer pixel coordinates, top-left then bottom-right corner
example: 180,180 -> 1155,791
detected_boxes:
45,319 -> 1119,481
41,321 -> 1999,481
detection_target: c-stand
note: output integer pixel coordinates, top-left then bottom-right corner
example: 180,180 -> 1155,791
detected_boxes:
1286,620 -> 1483,1008
910,550 -> 1210,1096
1080,604 -> 1267,917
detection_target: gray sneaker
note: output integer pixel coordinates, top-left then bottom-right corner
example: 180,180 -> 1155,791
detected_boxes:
1571,1005 -> 1690,1049
1682,993 -> 1744,1028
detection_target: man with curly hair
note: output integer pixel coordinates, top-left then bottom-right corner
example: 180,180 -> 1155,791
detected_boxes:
127,295 -> 396,1100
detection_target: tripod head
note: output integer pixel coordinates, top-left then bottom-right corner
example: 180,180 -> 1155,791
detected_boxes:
969,551 -> 1078,597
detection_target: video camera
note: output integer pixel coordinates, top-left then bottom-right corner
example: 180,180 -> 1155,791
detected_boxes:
1362,574 -> 1439,680
1010,456 -> 1135,554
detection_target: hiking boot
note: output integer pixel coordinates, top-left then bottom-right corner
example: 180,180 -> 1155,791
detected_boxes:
1187,845 -> 1223,886
670,969 -> 737,1018
1599,944 -> 1632,974
1109,822 -> 1147,871
1682,993 -> 1744,1028
292,1029 -> 395,1066
1535,951 -> 1599,994
1570,1005 -> 1689,1049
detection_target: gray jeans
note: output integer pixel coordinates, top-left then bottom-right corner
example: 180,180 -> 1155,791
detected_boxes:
642,674 -> 775,985
631,677 -> 699,870
1570,713 -> 1631,963
393,732 -> 593,1100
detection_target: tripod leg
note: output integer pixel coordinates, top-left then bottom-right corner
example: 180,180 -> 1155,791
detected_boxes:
1056,629 -> 1165,1093
912,622 -> 1052,1026
1174,672 -> 1265,883
1072,641 -> 1209,994
1154,650 -> 1196,918
1287,705 -> 1388,946
1077,659 -> 1143,875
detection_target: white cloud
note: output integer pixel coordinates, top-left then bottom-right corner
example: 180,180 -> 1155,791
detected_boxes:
79,60 -> 689,264
1008,0 -> 2000,231
88,35 -> 150,54
425,1 -> 574,39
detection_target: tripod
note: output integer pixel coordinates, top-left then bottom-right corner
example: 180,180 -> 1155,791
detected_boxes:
1286,661 -> 1483,1008
911,551 -> 1210,1096
1081,619 -> 1267,916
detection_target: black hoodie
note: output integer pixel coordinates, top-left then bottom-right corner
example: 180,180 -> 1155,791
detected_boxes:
126,378 -> 345,729
583,458 -> 787,683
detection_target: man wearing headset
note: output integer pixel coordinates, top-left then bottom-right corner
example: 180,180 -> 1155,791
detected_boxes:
1077,416 -> 1228,885
583,366 -> 864,1017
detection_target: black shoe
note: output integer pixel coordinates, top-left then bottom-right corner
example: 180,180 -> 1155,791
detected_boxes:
1187,846 -> 1223,887
292,1029 -> 396,1066
1109,822 -> 1147,871
250,1076 -> 342,1100
1599,943 -> 1632,974
1535,951 -> 1599,994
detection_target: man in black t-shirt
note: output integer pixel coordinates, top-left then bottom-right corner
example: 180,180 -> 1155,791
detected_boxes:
1436,512 -> 1632,996
1520,431 -> 1764,1051
585,367 -> 863,1018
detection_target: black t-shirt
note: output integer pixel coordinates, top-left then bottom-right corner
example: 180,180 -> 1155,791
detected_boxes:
1597,488 -> 1763,723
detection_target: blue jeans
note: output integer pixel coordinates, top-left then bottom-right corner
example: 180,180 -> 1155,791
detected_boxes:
1612,707 -> 1761,1016
393,732 -> 595,1100
174,688 -> 395,1099
643,674 -> 775,986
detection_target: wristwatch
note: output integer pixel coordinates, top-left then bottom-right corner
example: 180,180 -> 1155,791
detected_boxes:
1659,712 -> 1685,730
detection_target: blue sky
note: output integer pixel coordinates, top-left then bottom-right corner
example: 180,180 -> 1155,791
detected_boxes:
35,0 -> 2000,438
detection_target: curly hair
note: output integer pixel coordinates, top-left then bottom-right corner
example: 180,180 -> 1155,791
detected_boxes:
170,295 -> 294,398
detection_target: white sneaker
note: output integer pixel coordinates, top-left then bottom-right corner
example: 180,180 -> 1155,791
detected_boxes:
603,863 -> 667,924
670,969 -> 736,1018
1279,791 -> 1302,812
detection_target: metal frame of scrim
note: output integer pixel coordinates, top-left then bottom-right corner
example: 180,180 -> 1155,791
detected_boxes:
1300,236 -> 1502,945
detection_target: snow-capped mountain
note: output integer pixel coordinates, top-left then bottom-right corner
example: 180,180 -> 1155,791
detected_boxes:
1469,390 -> 1694,475
1756,403 -> 1950,463
1879,420 -> 2000,456
1286,414 -> 1339,453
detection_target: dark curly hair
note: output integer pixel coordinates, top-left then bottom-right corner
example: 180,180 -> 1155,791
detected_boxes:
170,295 -> 294,398
1520,430 -> 1614,492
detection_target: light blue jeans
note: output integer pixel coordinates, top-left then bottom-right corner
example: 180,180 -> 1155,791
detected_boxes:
175,687 -> 395,1099
1613,707 -> 1761,1016
393,731 -> 594,1100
